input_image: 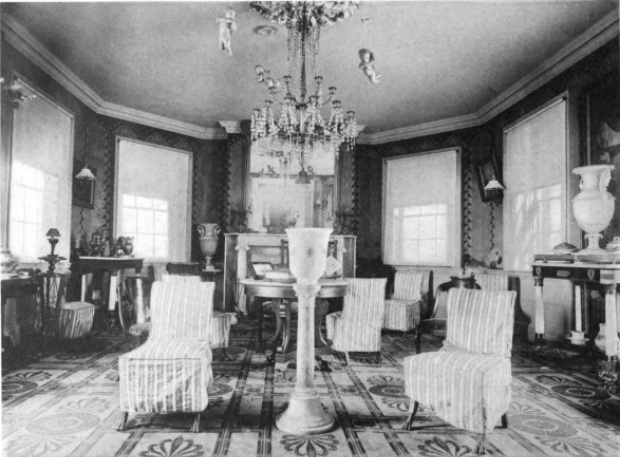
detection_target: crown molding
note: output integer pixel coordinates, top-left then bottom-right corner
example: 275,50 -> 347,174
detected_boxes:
3,9 -> 618,145
358,10 -> 619,145
1,15 -> 227,141
219,121 -> 243,134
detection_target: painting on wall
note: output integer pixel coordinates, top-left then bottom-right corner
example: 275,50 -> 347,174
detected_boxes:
72,160 -> 96,208
586,74 -> 620,243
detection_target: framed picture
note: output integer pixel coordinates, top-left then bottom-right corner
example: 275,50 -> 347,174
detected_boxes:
476,154 -> 503,202
72,160 -> 96,208
248,262 -> 273,279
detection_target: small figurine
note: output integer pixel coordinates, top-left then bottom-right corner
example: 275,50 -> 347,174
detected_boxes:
358,48 -> 381,84
217,7 -> 237,57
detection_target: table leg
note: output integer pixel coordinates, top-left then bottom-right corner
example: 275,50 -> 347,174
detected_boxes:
534,276 -> 546,348
600,284 -> 619,393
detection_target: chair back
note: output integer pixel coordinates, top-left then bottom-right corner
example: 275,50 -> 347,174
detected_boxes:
166,262 -> 203,276
161,274 -> 202,283
445,288 -> 516,357
342,277 -> 387,335
475,273 -> 509,290
393,269 -> 429,301
149,280 -> 215,340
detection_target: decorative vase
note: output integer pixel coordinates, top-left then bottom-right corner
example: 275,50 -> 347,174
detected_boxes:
197,223 -> 221,271
572,165 -> 615,254
594,323 -> 620,354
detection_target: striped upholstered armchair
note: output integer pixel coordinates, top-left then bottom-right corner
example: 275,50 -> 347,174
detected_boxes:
118,280 -> 215,432
382,269 -> 431,335
326,278 -> 387,364
403,288 -> 517,454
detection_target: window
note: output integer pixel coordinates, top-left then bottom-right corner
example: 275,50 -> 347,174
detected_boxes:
8,83 -> 73,262
383,149 -> 461,266
115,138 -> 192,262
504,98 -> 567,271
121,195 -> 169,259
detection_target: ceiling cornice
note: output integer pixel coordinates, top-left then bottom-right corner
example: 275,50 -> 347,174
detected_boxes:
1,15 -> 228,140
2,9 -> 618,145
357,9 -> 619,145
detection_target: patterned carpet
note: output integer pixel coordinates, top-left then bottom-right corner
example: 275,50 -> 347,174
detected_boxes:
2,317 -> 620,457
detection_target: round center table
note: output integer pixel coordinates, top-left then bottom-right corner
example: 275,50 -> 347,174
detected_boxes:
240,278 -> 348,365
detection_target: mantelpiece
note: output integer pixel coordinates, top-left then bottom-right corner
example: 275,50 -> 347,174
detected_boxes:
223,233 -> 356,313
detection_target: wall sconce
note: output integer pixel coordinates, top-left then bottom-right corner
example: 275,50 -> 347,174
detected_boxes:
1,76 -> 37,108
75,165 -> 96,181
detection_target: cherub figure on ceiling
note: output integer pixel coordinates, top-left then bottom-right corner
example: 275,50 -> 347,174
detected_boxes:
358,48 -> 381,84
217,7 -> 237,56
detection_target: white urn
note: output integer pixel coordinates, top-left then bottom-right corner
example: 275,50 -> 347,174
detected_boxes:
572,165 -> 615,253
285,228 -> 332,284
197,223 -> 221,271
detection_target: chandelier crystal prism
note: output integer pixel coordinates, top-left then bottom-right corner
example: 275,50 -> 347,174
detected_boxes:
249,1 -> 360,174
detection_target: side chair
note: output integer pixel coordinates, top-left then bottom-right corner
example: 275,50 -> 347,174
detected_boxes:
118,280 -> 216,432
326,277 -> 387,364
402,288 -> 517,454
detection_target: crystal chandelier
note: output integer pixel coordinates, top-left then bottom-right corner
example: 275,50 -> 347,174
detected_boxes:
249,1 -> 359,177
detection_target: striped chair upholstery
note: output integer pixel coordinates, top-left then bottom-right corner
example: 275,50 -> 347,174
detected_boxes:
475,272 -> 509,291
383,269 -> 430,332
326,278 -> 387,364
403,288 -> 517,453
38,273 -> 95,340
118,281 -> 215,432
158,274 -> 231,352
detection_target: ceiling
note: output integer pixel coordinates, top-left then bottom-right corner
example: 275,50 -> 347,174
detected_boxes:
2,1 -> 618,143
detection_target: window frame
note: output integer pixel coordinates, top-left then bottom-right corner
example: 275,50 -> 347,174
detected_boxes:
6,75 -> 74,263
382,147 -> 462,268
502,94 -> 578,272
114,136 -> 193,263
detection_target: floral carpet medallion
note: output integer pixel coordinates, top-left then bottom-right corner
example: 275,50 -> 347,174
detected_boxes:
2,320 -> 619,456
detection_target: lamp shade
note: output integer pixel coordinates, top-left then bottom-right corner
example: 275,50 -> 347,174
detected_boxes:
484,179 -> 504,191
46,228 -> 61,239
75,166 -> 96,181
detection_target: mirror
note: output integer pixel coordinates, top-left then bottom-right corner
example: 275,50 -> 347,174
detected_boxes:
246,138 -> 337,233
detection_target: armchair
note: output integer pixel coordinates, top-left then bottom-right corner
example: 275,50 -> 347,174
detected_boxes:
326,278 -> 387,364
382,269 -> 431,335
118,280 -> 216,432
403,288 -> 517,453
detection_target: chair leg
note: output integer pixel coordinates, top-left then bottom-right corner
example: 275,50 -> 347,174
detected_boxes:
344,352 -> 351,365
376,352 -> 381,364
190,412 -> 201,433
500,413 -> 508,429
402,401 -> 419,430
414,327 -> 422,354
117,412 -> 129,431
474,433 -> 488,454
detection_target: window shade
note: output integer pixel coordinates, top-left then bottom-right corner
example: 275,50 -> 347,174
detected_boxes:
504,99 -> 567,271
115,139 -> 192,262
383,149 -> 460,266
9,91 -> 73,262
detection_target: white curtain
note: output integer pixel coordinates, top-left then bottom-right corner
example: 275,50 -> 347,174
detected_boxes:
383,149 -> 460,266
115,138 -> 192,262
504,98 -> 567,271
9,89 -> 73,262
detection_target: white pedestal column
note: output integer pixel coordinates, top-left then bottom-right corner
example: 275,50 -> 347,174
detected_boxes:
276,283 -> 335,434
276,228 -> 336,435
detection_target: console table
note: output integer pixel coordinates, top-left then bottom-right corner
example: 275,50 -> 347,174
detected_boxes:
532,261 -> 620,388
72,257 -> 144,322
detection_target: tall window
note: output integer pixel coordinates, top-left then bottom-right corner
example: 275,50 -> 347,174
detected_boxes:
504,98 -> 567,271
115,138 -> 192,262
383,149 -> 461,266
8,84 -> 73,261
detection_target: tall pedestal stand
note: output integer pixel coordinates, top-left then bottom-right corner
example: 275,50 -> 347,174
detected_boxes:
276,228 -> 336,435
